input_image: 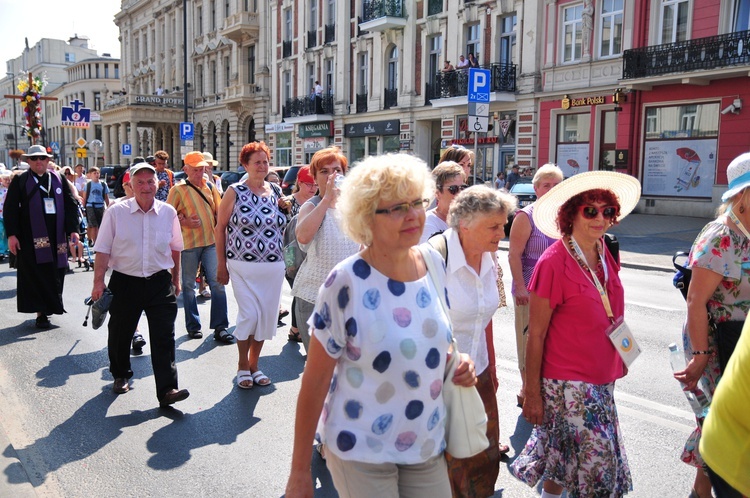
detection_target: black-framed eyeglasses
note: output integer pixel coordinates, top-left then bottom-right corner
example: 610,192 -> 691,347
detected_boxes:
442,184 -> 470,195
580,205 -> 617,220
375,198 -> 430,218
27,156 -> 49,161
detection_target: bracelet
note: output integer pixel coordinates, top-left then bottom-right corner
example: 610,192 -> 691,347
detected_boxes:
691,350 -> 713,356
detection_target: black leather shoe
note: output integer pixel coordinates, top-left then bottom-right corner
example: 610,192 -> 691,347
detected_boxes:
113,378 -> 130,394
35,315 -> 51,329
187,330 -> 203,339
159,388 -> 190,408
132,334 -> 146,350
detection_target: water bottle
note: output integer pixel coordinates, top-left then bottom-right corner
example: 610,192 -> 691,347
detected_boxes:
668,343 -> 711,419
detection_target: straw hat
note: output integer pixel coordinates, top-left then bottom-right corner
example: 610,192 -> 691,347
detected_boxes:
721,152 -> 750,202
532,171 -> 641,239
202,151 -> 219,166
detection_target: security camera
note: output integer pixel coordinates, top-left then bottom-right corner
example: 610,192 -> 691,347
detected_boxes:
721,98 -> 742,115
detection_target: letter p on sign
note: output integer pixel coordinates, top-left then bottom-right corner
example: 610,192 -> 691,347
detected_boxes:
468,68 -> 491,103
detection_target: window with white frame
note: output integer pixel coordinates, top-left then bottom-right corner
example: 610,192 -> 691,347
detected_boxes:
562,4 -> 584,63
325,58 -> 334,94
600,0 -> 623,57
358,53 -> 368,94
284,8 -> 292,41
499,15 -> 517,65
307,63 -> 316,95
310,0 -> 317,31
659,0 -> 689,44
733,0 -> 750,30
283,71 -> 291,102
247,45 -> 255,84
388,47 -> 398,91
466,24 -> 480,62
224,56 -> 230,88
429,35 -> 442,84
328,0 -> 336,25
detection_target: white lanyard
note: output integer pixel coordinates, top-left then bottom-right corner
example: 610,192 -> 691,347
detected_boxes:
568,236 -> 614,321
33,173 -> 52,197
728,208 -> 750,239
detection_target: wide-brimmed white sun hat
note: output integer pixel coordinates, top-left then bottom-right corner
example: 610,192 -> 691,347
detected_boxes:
721,152 -> 750,202
532,171 -> 642,239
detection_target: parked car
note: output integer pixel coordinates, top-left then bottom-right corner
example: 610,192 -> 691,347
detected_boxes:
281,165 -> 303,195
238,166 -> 292,191
220,170 -> 243,191
173,170 -> 187,183
504,178 -> 536,237
100,165 -> 129,197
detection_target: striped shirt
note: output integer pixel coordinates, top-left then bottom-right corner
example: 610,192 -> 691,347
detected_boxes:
166,180 -> 222,250
520,204 -> 556,287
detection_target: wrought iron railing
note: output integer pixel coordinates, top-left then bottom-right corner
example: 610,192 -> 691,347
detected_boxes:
325,24 -> 335,43
282,40 -> 292,58
282,94 -> 335,118
362,0 -> 404,22
384,88 -> 398,109
307,31 -> 317,49
623,29 -> 750,79
427,63 -> 517,100
356,93 -> 368,113
427,0 -> 442,16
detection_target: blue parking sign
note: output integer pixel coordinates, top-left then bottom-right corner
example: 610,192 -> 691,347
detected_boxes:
468,68 -> 491,103
122,144 -> 132,156
180,122 -> 194,141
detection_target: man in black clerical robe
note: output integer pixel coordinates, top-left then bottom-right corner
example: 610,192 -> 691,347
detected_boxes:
3,145 -> 80,328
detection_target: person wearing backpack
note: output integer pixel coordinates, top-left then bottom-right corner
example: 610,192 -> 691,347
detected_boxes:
152,151 -> 174,202
281,165 -> 318,342
82,166 -> 111,245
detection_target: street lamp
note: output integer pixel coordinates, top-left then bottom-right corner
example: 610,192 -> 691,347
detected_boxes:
5,72 -> 18,150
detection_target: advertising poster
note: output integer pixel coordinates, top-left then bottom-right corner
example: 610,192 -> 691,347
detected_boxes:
643,139 -> 717,197
556,143 -> 589,177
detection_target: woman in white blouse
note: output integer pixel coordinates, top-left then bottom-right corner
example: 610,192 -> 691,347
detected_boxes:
433,185 -> 517,497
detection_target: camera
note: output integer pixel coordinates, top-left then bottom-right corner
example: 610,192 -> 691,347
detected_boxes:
721,98 -> 742,115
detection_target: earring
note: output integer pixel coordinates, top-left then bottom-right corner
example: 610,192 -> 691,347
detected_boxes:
740,204 -> 746,214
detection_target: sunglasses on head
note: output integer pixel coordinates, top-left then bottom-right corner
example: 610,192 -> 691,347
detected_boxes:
28,156 -> 49,161
580,205 -> 617,220
443,184 -> 470,195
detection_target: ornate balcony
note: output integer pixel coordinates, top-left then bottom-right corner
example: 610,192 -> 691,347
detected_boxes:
427,63 -> 517,101
325,24 -> 336,44
282,40 -> 292,58
282,94 -> 335,120
359,0 -> 406,32
307,31 -> 317,50
356,93 -> 368,113
384,88 -> 398,109
220,12 -> 260,43
623,29 -> 750,80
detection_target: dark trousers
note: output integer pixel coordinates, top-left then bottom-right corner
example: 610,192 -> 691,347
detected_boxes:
108,270 -> 179,401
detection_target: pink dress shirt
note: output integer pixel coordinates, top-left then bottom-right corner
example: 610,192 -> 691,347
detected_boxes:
94,198 -> 183,278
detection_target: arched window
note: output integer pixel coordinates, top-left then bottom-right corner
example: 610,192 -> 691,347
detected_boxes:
387,46 -> 398,90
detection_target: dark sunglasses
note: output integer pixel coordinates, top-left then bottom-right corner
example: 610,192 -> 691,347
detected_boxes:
580,205 -> 617,220
443,184 -> 470,195
27,156 -> 49,161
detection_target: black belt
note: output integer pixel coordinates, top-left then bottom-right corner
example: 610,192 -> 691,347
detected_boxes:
114,269 -> 170,280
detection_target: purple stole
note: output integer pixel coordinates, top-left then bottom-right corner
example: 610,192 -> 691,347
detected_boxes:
25,171 -> 67,268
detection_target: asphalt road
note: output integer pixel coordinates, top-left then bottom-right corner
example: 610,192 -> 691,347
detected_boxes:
0,257 -> 698,497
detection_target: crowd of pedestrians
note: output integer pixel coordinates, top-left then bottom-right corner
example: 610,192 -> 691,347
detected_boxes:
2,144 -> 749,498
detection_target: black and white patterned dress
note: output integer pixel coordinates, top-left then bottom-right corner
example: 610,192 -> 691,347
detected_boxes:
226,183 -> 287,262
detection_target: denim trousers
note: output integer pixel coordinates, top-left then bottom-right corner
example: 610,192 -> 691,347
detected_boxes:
180,244 -> 228,332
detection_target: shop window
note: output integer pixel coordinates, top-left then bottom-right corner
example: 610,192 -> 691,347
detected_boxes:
599,110 -> 617,170
556,113 -> 590,176
383,136 -> 400,153
562,4 -> 584,63
350,137 -> 365,163
642,102 -> 719,198
659,0 -> 689,44
600,0 -> 623,58
276,133 -> 292,167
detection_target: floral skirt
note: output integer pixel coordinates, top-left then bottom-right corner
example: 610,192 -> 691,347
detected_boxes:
510,379 -> 632,498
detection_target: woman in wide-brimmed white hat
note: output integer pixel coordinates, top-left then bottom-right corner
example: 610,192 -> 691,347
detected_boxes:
674,151 -> 750,498
510,171 -> 640,498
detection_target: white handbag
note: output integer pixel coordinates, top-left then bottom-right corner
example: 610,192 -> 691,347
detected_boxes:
419,246 -> 490,459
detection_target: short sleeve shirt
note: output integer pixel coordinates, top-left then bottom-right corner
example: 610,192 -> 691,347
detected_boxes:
311,250 -> 452,465
155,170 -> 172,202
86,181 -> 109,207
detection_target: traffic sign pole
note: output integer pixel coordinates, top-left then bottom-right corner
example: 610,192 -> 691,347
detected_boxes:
467,68 -> 492,184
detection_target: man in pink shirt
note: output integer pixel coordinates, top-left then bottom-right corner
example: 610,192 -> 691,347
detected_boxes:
91,162 -> 189,408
